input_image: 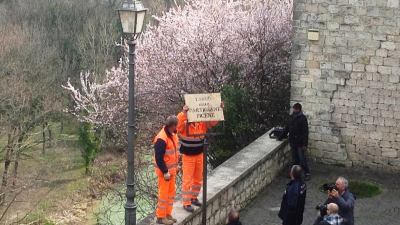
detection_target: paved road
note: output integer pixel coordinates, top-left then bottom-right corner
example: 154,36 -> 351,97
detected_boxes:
241,163 -> 400,225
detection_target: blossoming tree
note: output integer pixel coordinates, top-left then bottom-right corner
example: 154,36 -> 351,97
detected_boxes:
64,0 -> 293,144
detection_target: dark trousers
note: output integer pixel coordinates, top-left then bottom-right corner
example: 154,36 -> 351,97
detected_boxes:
291,146 -> 310,174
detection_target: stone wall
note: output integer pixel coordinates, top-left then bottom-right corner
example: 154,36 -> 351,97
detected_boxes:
291,0 -> 400,170
140,130 -> 290,225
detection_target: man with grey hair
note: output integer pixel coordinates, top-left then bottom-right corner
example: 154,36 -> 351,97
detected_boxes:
318,203 -> 344,225
323,177 -> 355,225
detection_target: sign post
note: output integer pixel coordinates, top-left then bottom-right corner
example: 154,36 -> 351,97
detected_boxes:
184,93 -> 224,225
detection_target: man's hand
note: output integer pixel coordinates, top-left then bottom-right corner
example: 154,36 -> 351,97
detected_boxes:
331,189 -> 340,198
328,190 -> 334,199
183,105 -> 189,113
164,172 -> 171,181
220,101 -> 225,109
177,165 -> 182,174
177,154 -> 182,174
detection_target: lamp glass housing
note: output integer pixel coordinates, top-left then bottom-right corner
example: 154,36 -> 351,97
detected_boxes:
118,1 -> 148,35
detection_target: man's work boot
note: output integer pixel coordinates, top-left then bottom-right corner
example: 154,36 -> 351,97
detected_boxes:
166,215 -> 177,223
156,217 -> 174,225
191,198 -> 202,207
183,205 -> 195,213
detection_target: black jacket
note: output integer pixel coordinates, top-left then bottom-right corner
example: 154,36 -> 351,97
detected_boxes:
283,112 -> 309,148
324,190 -> 355,225
279,179 -> 307,225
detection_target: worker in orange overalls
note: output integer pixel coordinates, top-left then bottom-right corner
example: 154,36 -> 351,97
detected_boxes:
154,116 -> 180,225
177,103 -> 223,212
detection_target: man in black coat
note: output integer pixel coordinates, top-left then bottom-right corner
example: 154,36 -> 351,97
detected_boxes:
279,165 -> 307,225
227,208 -> 242,225
281,103 -> 310,180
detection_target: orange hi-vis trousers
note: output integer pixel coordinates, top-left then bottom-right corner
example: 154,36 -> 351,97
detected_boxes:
181,153 -> 203,206
156,172 -> 176,218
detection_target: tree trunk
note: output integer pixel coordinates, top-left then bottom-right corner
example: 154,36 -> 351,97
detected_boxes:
85,166 -> 90,175
48,124 -> 52,147
12,135 -> 24,187
12,152 -> 20,187
42,123 -> 46,155
2,159 -> 11,188
2,133 -> 13,188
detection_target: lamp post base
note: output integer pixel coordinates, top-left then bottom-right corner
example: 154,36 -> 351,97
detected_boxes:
125,203 -> 137,225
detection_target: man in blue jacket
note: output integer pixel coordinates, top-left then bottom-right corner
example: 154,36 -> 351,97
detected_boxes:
279,165 -> 307,225
324,177 -> 355,225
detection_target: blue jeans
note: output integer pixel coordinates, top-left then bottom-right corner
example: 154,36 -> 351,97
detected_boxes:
291,146 -> 310,174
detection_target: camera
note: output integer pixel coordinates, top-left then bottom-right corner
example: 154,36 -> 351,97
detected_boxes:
316,183 -> 338,217
322,183 -> 337,192
316,204 -> 328,217
269,127 -> 287,140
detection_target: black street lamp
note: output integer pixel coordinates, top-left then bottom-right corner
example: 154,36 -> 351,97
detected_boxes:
117,1 -> 148,225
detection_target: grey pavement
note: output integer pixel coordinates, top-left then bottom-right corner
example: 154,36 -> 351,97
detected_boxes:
241,163 -> 400,225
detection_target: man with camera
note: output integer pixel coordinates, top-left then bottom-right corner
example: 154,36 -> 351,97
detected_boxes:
278,165 -> 307,225
315,177 -> 355,225
318,203 -> 344,225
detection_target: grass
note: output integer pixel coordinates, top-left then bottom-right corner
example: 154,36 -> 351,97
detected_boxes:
349,181 -> 382,198
24,200 -> 57,225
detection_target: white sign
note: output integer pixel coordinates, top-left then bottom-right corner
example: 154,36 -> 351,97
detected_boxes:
184,93 -> 225,122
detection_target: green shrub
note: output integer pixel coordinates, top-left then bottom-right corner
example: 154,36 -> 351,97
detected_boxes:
78,122 -> 101,175
209,85 -> 259,166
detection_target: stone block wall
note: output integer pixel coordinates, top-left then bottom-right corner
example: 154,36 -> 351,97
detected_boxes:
175,133 -> 289,225
139,131 -> 290,225
292,0 -> 400,170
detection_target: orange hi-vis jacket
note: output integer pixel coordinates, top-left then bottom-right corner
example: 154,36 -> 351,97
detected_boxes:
177,112 -> 218,155
153,127 -> 179,175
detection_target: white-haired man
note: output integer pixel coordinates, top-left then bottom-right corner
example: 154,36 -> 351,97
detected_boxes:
324,177 -> 355,225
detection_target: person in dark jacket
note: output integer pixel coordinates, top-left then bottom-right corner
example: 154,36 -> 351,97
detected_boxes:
279,165 -> 307,225
227,208 -> 242,225
324,177 -> 355,225
281,103 -> 310,180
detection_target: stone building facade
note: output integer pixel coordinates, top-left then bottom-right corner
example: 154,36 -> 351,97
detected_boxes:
291,0 -> 400,170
